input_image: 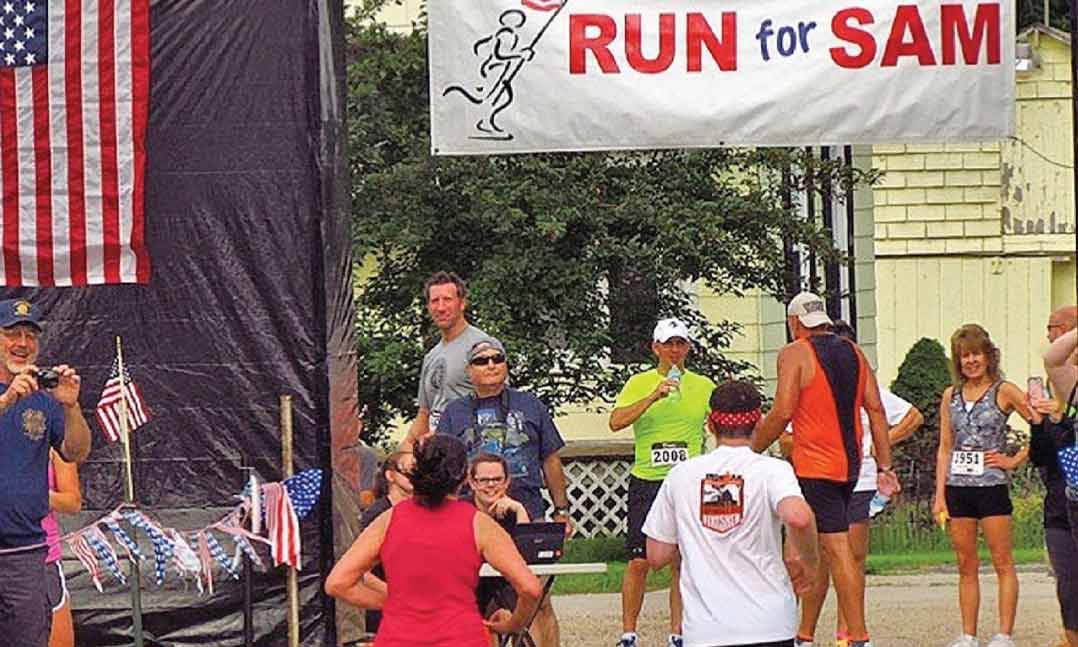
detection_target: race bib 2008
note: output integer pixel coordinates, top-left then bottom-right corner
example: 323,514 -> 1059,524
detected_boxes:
651,442 -> 688,467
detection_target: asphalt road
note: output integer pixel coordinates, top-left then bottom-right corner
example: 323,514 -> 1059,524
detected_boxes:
554,567 -> 1066,646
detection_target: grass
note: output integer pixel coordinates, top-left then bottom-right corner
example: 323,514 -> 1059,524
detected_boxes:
553,494 -> 1052,595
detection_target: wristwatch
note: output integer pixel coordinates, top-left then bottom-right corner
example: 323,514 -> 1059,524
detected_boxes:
879,465 -> 895,474
552,505 -> 570,516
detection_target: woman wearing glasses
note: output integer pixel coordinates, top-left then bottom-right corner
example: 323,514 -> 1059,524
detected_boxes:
468,453 -> 530,624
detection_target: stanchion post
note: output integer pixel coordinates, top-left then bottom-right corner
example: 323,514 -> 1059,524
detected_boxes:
280,395 -> 300,647
116,337 -> 144,647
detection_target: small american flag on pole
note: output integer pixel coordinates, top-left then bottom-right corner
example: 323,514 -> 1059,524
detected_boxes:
95,355 -> 149,443
0,0 -> 151,286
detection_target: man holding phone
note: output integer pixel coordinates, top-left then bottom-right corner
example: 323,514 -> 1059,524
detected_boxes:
1031,305 -> 1078,647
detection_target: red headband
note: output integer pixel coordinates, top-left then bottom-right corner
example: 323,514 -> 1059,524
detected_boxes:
709,409 -> 761,428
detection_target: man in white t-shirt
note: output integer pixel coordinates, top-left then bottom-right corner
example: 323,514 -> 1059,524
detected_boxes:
779,320 -> 923,646
644,380 -> 820,647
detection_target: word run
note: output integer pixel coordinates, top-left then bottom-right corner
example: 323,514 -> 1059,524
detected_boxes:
568,3 -> 1001,74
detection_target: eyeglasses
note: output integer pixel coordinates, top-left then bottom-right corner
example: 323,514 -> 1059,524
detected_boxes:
470,354 -> 506,367
473,476 -> 506,486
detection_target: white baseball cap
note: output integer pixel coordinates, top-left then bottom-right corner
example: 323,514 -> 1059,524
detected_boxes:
653,318 -> 690,343
787,292 -> 832,329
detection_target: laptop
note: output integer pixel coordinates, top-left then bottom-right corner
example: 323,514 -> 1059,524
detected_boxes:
511,522 -> 566,564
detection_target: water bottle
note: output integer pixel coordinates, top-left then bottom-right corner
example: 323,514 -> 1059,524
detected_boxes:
666,366 -> 682,402
867,492 -> 889,518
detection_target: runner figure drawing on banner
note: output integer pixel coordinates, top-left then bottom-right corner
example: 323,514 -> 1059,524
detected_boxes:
442,0 -> 564,141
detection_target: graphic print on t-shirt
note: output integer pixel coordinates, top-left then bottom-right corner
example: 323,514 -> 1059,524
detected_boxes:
700,473 -> 744,534
463,409 -> 531,479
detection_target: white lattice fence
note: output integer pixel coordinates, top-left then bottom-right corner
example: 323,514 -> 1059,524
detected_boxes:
541,443 -> 634,538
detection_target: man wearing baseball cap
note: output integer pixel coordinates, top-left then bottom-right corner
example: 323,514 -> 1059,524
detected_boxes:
436,337 -> 570,647
609,318 -> 716,647
0,299 -> 91,647
752,293 -> 897,647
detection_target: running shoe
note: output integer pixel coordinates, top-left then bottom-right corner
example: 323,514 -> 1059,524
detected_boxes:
836,639 -> 849,647
946,636 -> 979,647
616,633 -> 639,647
667,635 -> 684,647
985,635 -> 1015,647
794,639 -> 815,647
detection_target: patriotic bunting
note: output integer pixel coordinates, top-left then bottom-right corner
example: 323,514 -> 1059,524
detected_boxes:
52,471 -> 321,594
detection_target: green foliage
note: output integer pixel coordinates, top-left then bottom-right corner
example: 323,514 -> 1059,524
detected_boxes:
1016,0 -> 1072,31
348,14 -> 879,443
890,338 -> 954,500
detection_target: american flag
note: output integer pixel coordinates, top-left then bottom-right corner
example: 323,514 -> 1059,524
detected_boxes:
95,355 -> 149,442
263,482 -> 300,570
0,0 -> 150,286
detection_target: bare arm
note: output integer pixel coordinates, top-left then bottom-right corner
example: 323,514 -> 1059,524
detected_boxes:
609,380 -> 675,432
984,382 -> 1033,471
477,513 -> 542,634
51,365 -> 91,463
400,407 -> 432,452
646,537 -> 679,570
860,364 -> 892,470
49,450 -> 82,514
777,496 -> 818,595
753,346 -> 801,452
888,407 -> 923,446
933,387 -> 955,512
324,509 -> 391,609
1045,329 -> 1078,400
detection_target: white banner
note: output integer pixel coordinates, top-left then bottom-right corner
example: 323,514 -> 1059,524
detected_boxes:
429,0 -> 1015,155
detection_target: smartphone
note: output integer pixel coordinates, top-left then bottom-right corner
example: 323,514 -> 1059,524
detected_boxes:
1028,376 -> 1045,401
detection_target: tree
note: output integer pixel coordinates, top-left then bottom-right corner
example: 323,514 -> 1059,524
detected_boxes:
1016,0 -> 1071,31
890,338 -> 954,501
348,14 -> 878,444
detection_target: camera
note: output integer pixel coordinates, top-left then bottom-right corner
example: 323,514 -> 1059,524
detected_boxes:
32,368 -> 61,389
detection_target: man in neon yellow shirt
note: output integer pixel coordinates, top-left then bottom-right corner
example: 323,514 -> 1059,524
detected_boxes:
609,318 -> 716,647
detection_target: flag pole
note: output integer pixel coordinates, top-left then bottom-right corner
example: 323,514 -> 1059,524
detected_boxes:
116,336 -> 145,647
280,394 -> 299,647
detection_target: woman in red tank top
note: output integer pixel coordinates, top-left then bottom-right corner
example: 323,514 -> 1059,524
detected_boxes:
326,435 -> 542,646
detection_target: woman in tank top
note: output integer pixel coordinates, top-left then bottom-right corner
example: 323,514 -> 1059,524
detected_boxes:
325,435 -> 542,647
932,324 -> 1035,647
43,449 -> 82,647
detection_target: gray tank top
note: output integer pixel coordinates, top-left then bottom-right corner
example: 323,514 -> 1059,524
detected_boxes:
946,381 -> 1009,487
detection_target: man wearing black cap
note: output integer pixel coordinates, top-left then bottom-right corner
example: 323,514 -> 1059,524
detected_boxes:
644,380 -> 819,647
0,299 -> 91,647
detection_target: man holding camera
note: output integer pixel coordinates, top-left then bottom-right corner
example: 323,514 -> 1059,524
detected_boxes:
0,299 -> 91,647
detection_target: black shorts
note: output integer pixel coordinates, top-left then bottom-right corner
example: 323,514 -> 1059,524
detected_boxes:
627,474 -> 664,559
0,547 -> 50,646
945,484 -> 1013,519
798,478 -> 855,534
848,490 -> 873,525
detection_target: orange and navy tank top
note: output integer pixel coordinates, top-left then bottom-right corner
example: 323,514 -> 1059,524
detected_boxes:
790,334 -> 867,483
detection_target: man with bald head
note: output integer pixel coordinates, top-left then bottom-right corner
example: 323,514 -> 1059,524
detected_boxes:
1031,305 -> 1078,647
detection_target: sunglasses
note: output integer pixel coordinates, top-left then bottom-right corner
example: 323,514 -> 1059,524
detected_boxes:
470,354 -> 507,367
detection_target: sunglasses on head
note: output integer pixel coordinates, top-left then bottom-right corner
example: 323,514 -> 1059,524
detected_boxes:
470,354 -> 506,367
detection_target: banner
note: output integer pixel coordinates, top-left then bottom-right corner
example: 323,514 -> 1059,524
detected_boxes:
429,0 -> 1015,155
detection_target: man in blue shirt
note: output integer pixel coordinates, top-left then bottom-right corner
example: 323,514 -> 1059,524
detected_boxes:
437,337 -> 570,647
0,299 -> 91,647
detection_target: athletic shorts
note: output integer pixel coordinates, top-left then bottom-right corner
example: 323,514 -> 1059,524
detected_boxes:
627,474 -> 664,559
0,547 -> 50,647
848,490 -> 874,525
476,576 -> 518,616
45,560 -> 68,612
798,478 -> 855,534
945,484 -> 1012,519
